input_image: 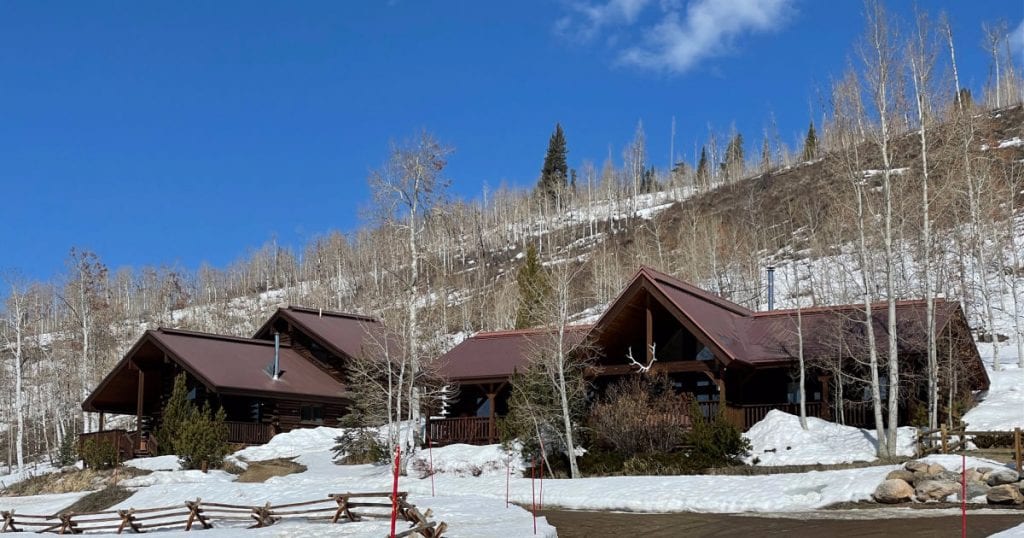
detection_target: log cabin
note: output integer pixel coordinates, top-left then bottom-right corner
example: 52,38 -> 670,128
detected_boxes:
431,266 -> 991,446
80,306 -> 383,459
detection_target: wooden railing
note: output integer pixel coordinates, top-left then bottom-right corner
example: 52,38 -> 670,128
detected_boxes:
730,402 -> 824,430
78,430 -> 137,462
426,417 -> 494,446
225,422 -> 274,445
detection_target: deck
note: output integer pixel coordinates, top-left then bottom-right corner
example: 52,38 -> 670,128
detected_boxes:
78,421 -> 276,461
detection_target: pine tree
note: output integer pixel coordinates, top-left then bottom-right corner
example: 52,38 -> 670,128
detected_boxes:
177,402 -> 229,470
155,372 -> 191,455
696,146 -> 710,189
721,132 -> 744,181
802,121 -> 818,161
537,123 -> 569,203
515,244 -> 551,329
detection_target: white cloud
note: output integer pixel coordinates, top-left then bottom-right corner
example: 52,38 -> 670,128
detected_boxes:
1011,19 -> 1024,58
560,0 -> 795,74
557,0 -> 654,42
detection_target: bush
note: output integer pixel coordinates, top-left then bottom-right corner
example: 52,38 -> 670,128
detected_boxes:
972,433 -> 1014,449
81,439 -> 117,470
588,375 -> 690,459
57,434 -> 78,467
578,448 -> 626,476
154,372 -> 192,456
177,403 -> 230,470
332,428 -> 389,465
622,452 -> 701,476
685,401 -> 751,467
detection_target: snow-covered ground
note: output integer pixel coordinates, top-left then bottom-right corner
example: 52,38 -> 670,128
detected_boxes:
743,410 -> 917,466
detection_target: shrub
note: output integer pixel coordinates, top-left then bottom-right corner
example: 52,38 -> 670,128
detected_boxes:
622,452 -> 699,476
332,428 -> 389,465
972,433 -> 1014,449
578,448 -> 626,476
588,375 -> 690,459
177,403 -> 230,470
685,401 -> 750,467
57,434 -> 78,467
155,372 -> 192,456
81,439 -> 118,470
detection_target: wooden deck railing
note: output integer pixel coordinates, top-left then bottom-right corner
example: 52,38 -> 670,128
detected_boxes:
78,430 -> 137,462
225,422 -> 274,445
731,402 -> 824,430
426,417 -> 494,446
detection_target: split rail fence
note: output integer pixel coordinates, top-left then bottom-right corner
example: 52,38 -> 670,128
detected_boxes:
915,426 -> 1023,473
1,491 -> 446,537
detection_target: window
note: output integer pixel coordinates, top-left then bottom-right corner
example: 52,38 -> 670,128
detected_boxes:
300,404 -> 324,424
696,346 -> 714,361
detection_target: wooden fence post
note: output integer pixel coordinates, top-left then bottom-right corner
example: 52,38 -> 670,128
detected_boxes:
1,511 -> 17,533
941,424 -> 948,454
1015,427 -> 1022,474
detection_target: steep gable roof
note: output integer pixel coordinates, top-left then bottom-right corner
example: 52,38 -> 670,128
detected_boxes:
83,327 -> 349,413
253,306 -> 386,360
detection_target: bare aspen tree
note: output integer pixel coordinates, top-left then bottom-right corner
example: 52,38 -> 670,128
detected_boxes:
908,10 -> 940,428
861,0 -> 901,452
1,275 -> 30,473
368,131 -> 452,429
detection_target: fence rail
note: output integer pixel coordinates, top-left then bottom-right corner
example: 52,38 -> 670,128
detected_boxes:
915,426 -> 1022,473
1,491 -> 445,537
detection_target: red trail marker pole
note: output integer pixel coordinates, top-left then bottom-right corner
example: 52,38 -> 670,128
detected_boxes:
428,435 -> 435,497
961,452 -> 966,538
531,456 -> 537,535
390,445 -> 401,538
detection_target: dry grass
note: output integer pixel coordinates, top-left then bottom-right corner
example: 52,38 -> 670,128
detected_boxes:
2,466 -> 150,496
703,456 -> 911,476
235,458 -> 307,483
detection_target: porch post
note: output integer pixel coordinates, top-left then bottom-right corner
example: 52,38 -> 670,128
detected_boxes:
818,375 -> 832,420
136,368 -> 145,440
98,412 -> 105,432
645,294 -> 654,363
487,392 -> 497,444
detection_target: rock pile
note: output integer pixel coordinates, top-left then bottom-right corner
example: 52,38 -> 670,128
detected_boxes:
872,461 -> 1023,505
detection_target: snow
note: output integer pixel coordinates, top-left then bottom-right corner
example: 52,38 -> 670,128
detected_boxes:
993,522 -> 1024,537
0,462 -> 58,490
963,364 -> 1024,431
124,455 -> 181,472
0,491 -> 89,516
743,410 -> 917,466
409,443 -> 520,477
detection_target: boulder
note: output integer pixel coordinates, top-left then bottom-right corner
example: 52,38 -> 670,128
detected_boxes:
915,480 -> 960,502
966,481 -> 990,500
986,484 -> 1024,505
926,463 -> 947,476
986,469 -> 1020,486
886,469 -> 916,483
874,479 -> 915,504
905,461 -> 929,473
976,466 -> 994,475
936,470 -> 964,483
964,468 -> 984,483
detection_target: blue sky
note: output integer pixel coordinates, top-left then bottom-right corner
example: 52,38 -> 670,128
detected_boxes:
1,1 -> 1021,281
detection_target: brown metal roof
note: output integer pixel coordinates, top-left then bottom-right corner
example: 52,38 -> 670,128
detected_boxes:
438,326 -> 592,381
150,328 -> 349,399
83,327 -> 349,412
253,306 -> 387,360
438,266 -> 989,390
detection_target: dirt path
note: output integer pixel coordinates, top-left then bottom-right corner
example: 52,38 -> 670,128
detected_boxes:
540,509 -> 1024,537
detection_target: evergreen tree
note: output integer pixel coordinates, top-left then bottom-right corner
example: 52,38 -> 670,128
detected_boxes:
177,402 -> 229,470
537,123 -> 569,203
696,146 -> 710,189
515,244 -> 551,329
802,121 -> 818,161
155,372 -> 191,455
721,132 -> 744,181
